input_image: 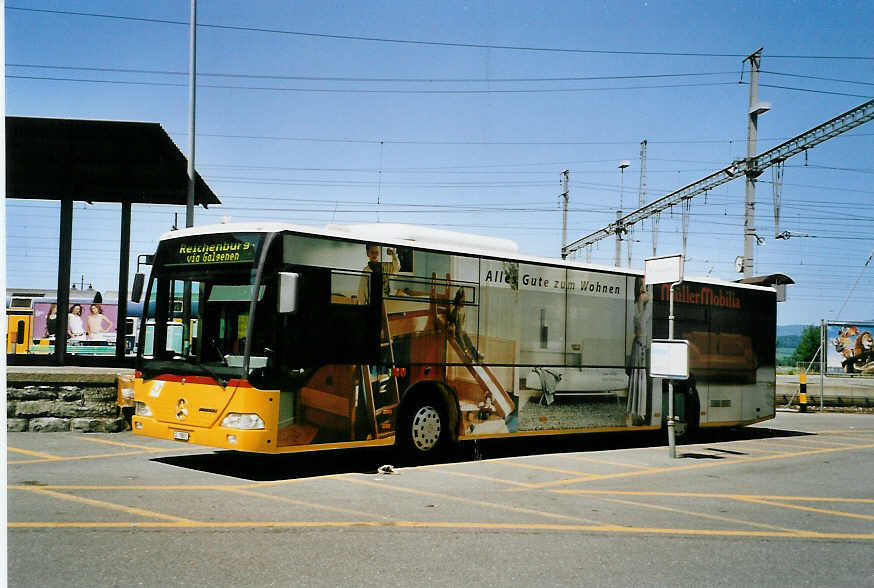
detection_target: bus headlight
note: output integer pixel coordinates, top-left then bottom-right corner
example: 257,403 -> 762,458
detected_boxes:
221,413 -> 265,430
135,402 -> 152,417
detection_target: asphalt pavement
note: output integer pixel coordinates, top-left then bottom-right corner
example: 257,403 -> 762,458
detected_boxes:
7,411 -> 874,587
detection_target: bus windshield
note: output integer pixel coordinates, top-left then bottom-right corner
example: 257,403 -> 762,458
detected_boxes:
138,233 -> 272,383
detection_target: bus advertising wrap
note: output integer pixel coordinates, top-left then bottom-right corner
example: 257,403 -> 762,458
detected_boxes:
130,226 -> 777,455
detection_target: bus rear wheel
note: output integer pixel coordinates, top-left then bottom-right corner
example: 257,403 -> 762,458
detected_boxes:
398,395 -> 450,460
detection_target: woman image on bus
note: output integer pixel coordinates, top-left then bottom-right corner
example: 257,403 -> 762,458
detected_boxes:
44,303 -> 58,338
626,277 -> 651,426
68,304 -> 86,338
86,303 -> 114,339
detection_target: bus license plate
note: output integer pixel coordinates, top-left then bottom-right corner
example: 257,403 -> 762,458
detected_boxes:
173,431 -> 190,442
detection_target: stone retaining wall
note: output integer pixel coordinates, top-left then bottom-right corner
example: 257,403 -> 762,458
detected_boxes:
7,367 -> 133,433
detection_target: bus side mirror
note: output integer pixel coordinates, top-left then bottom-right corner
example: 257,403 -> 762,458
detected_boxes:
131,273 -> 145,303
278,272 -> 300,313
16,320 -> 26,345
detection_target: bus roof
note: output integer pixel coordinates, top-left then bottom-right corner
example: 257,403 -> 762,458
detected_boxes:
158,222 -> 775,293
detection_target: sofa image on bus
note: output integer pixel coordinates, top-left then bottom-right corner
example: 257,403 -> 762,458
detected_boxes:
685,331 -> 756,383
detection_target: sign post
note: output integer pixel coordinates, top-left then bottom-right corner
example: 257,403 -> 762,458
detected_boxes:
645,254 -> 686,458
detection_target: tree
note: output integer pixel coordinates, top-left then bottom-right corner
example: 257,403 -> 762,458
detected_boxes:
790,325 -> 821,367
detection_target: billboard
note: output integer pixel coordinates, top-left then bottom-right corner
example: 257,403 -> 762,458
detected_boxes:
826,322 -> 874,375
33,301 -> 119,344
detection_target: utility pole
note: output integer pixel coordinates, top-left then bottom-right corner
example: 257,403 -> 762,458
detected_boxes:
681,199 -> 691,257
637,139 -> 657,256
183,0 -> 197,351
186,0 -> 197,228
743,48 -> 769,278
615,160 -> 630,266
630,140 -> 647,267
560,170 -> 569,259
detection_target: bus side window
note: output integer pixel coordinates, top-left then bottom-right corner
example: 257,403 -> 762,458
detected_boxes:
279,268 -> 380,368
330,270 -> 368,305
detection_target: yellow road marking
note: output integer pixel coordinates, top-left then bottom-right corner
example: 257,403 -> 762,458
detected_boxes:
8,438 -> 193,465
430,468 -> 541,488
7,476 -> 354,491
8,484 -> 248,491
773,437 -> 862,448
551,490 -> 874,504
76,436 -> 171,451
18,484 -> 872,507
820,433 -> 874,443
521,442 -> 874,489
727,440 -> 797,455
217,487 -> 391,520
562,455 -> 657,470
498,461 -> 597,477
7,447 -> 62,460
7,520 -> 874,540
9,450 -> 161,465
243,475 -> 348,489
599,497 -> 805,534
14,487 -> 193,523
337,475 -> 605,525
733,497 -> 874,522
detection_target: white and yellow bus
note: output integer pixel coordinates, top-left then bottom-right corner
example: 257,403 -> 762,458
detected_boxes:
128,222 -> 778,456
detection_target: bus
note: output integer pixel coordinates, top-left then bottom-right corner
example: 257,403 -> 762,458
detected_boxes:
127,222 -> 777,457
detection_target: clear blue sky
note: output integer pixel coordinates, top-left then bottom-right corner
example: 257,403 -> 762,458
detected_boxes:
5,1 -> 873,325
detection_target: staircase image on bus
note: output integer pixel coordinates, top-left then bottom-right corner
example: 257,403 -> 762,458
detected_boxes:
126,222 -> 778,457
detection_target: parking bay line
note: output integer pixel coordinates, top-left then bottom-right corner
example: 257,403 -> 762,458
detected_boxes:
766,436 -> 864,449
551,490 -> 874,504
8,484 -> 249,491
497,461 -> 599,477
76,436 -> 177,451
429,468 -> 543,488
336,474 -> 606,525
517,442 -> 874,490
216,486 -> 392,521
732,496 -> 874,522
9,450 -> 175,465
820,433 -> 874,443
561,455 -> 659,470
721,440 -> 796,455
560,491 -> 874,534
12,486 -> 194,523
7,520 -> 874,540
7,447 -> 63,460
598,496 -> 807,534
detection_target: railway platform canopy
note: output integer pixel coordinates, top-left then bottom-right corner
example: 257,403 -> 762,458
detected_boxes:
6,115 -> 221,366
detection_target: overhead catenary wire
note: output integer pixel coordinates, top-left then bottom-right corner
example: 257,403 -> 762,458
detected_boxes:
834,247 -> 874,320
7,74 -> 742,94
8,6 -> 874,61
5,63 -> 741,83
7,6 -> 873,317
10,63 -> 874,89
12,72 -> 874,99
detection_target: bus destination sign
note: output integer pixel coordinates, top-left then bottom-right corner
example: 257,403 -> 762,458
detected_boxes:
165,235 -> 262,266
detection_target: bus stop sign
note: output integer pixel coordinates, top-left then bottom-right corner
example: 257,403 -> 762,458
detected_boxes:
650,339 -> 689,380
